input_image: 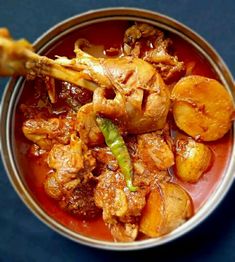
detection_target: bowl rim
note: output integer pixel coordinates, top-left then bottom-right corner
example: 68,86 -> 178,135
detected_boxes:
0,7 -> 235,250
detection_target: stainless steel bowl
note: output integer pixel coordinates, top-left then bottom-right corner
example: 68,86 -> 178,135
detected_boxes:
0,7 -> 234,250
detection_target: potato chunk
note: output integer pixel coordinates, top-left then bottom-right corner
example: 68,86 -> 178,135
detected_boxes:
171,75 -> 234,141
161,182 -> 193,234
175,137 -> 212,183
140,183 -> 193,237
139,187 -> 165,237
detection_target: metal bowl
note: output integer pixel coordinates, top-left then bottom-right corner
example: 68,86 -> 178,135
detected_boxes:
0,7 -> 234,250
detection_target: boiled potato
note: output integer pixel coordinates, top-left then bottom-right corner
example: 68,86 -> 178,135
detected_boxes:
175,137 -> 212,183
139,187 -> 165,237
171,75 -> 234,141
139,183 -> 193,237
160,182 -> 193,234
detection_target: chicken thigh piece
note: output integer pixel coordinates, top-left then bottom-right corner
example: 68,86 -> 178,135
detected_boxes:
68,40 -> 171,134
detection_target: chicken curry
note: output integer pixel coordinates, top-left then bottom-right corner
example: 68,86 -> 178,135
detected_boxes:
0,21 -> 234,242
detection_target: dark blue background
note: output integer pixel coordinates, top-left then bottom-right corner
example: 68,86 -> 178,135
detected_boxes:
0,1 -> 234,261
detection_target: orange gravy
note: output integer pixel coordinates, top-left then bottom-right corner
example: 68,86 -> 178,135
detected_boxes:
13,21 -> 232,241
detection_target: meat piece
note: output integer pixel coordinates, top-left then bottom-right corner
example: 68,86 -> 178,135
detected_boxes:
22,117 -> 75,151
47,134 -> 84,173
59,81 -> 93,111
59,177 -> 101,219
91,56 -> 170,134
76,103 -> 104,147
137,132 -> 174,171
124,23 -> 156,52
19,77 -> 61,121
133,160 -> 170,189
123,23 -> 185,84
44,171 -> 63,199
93,87 -> 126,120
94,170 -> 146,241
110,222 -> 139,242
125,134 -> 172,189
44,135 -> 99,219
91,146 -> 118,174
95,170 -> 146,219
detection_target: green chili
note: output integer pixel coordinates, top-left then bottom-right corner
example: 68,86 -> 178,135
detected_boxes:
96,116 -> 138,192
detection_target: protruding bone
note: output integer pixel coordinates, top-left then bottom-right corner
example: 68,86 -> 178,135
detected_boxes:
0,29 -> 97,91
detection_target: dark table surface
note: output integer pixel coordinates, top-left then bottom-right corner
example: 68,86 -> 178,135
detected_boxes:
0,0 -> 235,261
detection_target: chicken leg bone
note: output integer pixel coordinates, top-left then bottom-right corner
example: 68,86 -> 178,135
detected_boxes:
0,28 -> 97,91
